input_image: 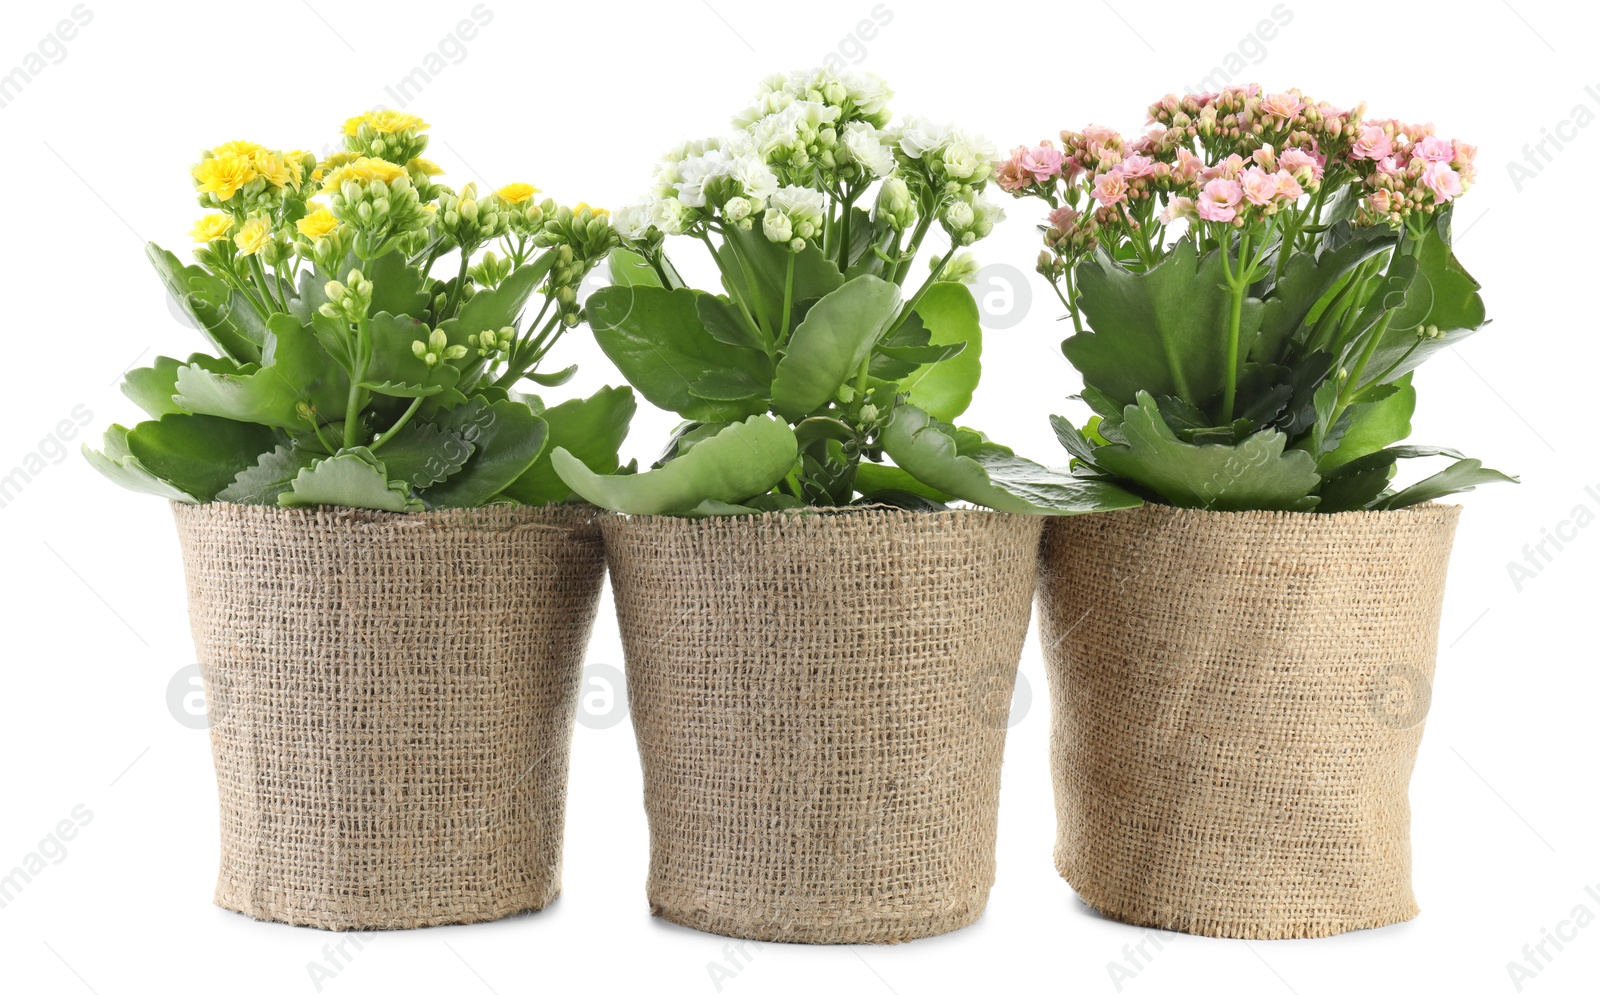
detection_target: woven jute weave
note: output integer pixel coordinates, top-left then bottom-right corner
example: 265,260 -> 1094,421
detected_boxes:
172,501 -> 606,931
603,509 -> 1043,944
1038,503 -> 1460,939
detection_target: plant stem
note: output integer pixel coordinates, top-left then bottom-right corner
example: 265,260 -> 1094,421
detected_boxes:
886,246 -> 955,340
342,317 -> 370,449
443,251 -> 470,319
779,251 -> 796,347
369,396 -> 423,450
836,189 -> 858,270
1335,309 -> 1394,412
698,231 -> 766,344
1220,230 -> 1251,422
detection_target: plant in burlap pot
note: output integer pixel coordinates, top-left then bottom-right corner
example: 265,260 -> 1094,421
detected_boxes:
84,112 -> 636,929
999,87 -> 1516,938
552,68 -> 1139,943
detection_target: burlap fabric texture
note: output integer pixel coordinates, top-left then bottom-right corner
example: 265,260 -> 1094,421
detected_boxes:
602,508 -> 1044,943
1038,503 -> 1461,939
172,501 -> 607,931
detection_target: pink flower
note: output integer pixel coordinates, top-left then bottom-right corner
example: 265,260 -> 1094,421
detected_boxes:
1240,167 -> 1279,206
1377,155 -> 1404,177
1082,124 -> 1121,146
1252,144 -> 1278,172
1161,196 -> 1196,223
1261,92 -> 1305,120
1366,189 -> 1393,216
1120,153 -> 1156,179
1273,169 -> 1304,202
1173,148 -> 1205,183
1092,170 -> 1129,207
1452,140 -> 1477,167
1414,135 -> 1454,163
1200,153 -> 1246,182
1021,143 -> 1065,181
1351,124 -> 1394,161
1047,205 -> 1080,231
996,150 -> 1034,192
1278,147 -> 1324,182
1421,161 -> 1462,202
1196,177 -> 1243,222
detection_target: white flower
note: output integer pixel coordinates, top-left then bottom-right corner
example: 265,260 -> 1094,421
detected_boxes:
842,122 -> 894,177
649,196 -> 691,236
748,100 -> 841,157
732,74 -> 795,129
894,116 -> 950,159
941,128 -> 997,181
762,208 -> 793,244
764,184 -> 827,246
838,70 -> 892,119
676,148 -> 733,208
730,154 -> 778,206
612,203 -> 653,239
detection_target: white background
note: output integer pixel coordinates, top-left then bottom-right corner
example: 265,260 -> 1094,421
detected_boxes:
1,1 -> 1595,993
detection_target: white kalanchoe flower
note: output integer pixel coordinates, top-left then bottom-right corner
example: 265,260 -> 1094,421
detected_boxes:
941,128 -> 999,184
676,148 -> 734,208
612,203 -> 654,239
763,184 -> 827,250
838,70 -> 893,123
876,176 -> 916,231
650,196 -> 692,236
894,116 -> 950,160
842,122 -> 895,177
941,190 -> 1005,245
732,73 -> 795,129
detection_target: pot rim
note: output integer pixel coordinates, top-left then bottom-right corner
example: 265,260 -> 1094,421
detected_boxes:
170,499 -> 601,533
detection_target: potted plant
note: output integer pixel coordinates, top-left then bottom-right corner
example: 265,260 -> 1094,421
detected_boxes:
84,111 -> 635,930
998,86 -> 1515,938
553,68 -> 1138,944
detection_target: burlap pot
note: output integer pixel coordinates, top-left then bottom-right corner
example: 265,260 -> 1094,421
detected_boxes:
1038,503 -> 1461,939
171,501 -> 607,931
602,509 -> 1044,944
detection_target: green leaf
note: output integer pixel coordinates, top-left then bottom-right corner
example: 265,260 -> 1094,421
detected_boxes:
122,354 -> 242,418
689,369 -> 770,402
147,242 -> 262,365
279,450 -> 422,512
362,312 -> 459,394
1090,393 -> 1322,511
1255,235 -> 1393,363
894,282 -> 984,422
771,275 -> 901,420
718,226 -> 845,336
878,341 -> 966,366
1358,209 -> 1489,387
1069,241 -> 1261,417
1318,374 -> 1415,471
500,386 -> 636,506
1375,458 -> 1518,510
523,364 -> 577,387
374,422 -> 474,489
608,246 -> 671,288
879,404 -> 1142,515
82,425 -> 201,503
174,313 -> 350,431
216,444 -> 319,504
589,285 -> 771,421
854,461 -> 951,502
447,257 -> 547,337
125,414 -> 277,502
697,293 -> 770,353
415,397 -> 548,507
553,414 -> 797,515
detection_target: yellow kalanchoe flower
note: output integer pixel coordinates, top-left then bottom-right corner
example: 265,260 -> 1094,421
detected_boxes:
212,139 -> 265,158
496,182 -> 540,204
320,156 -> 408,192
343,109 -> 429,137
408,157 -> 445,177
296,208 -> 340,240
573,202 -> 610,217
190,213 -> 235,243
253,152 -> 295,190
193,151 -> 257,201
234,215 -> 273,256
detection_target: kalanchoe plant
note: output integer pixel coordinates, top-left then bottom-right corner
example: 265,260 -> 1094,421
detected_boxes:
552,68 -> 1138,516
998,86 -> 1515,512
87,111 -> 635,511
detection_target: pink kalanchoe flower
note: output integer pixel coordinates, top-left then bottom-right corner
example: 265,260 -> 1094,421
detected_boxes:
996,149 -> 1034,192
1273,169 -> 1304,202
1452,140 -> 1478,167
1414,135 -> 1455,163
1367,188 -> 1393,216
1173,148 -> 1205,183
1082,124 -> 1121,146
1240,167 -> 1280,206
1161,196 -> 1197,223
1351,124 -> 1395,161
1277,147 -> 1324,182
1261,92 -> 1305,120
1252,144 -> 1278,172
1421,161 -> 1463,202
1092,169 -> 1130,207
1047,205 -> 1080,232
1021,143 -> 1065,181
1120,153 -> 1156,179
1196,177 -> 1243,222
1377,155 -> 1405,177
1200,153 -> 1246,182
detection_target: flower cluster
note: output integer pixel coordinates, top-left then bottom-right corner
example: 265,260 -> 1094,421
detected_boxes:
613,66 -> 1004,256
999,84 -> 1475,279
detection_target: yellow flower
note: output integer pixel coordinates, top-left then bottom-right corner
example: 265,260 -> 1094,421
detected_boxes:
192,151 -> 257,202
320,156 -> 408,192
212,139 -> 265,158
573,202 -> 609,217
496,182 -> 540,204
296,208 -> 339,240
253,153 -> 294,190
234,215 -> 273,256
342,109 -> 429,137
190,213 -> 235,243
407,157 -> 444,177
